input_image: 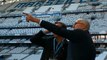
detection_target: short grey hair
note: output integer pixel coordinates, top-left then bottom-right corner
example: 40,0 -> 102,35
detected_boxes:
76,18 -> 90,30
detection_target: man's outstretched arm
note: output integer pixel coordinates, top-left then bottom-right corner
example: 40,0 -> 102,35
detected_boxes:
24,13 -> 77,40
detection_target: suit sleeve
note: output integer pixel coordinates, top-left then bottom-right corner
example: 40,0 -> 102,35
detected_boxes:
40,21 -> 86,42
30,30 -> 48,47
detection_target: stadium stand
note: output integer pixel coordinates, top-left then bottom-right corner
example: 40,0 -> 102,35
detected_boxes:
0,0 -> 107,60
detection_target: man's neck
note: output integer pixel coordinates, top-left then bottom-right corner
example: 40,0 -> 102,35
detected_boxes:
56,36 -> 64,43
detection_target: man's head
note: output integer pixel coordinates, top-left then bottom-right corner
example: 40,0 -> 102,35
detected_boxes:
73,18 -> 90,31
55,21 -> 67,29
53,21 -> 67,37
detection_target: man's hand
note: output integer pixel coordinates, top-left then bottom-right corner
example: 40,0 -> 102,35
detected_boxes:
23,13 -> 40,23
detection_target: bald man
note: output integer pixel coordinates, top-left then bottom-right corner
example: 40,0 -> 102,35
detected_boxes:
24,13 -> 96,60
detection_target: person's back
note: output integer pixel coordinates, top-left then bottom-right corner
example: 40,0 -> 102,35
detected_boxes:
67,29 -> 96,60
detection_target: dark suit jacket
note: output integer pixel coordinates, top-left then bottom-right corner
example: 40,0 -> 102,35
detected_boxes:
30,31 -> 68,60
39,21 -> 96,60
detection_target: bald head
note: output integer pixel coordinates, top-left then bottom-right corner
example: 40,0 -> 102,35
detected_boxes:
73,18 -> 90,30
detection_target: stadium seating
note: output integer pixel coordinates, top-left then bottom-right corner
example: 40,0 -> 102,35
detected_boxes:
0,0 -> 107,60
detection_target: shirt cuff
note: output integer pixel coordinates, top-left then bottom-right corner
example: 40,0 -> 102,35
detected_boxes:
39,20 -> 42,25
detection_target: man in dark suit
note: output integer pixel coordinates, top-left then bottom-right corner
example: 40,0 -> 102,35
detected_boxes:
30,21 -> 68,60
24,13 -> 96,60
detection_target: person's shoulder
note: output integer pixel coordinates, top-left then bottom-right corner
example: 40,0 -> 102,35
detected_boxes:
73,29 -> 90,35
74,29 -> 88,32
74,29 -> 83,31
73,29 -> 84,33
